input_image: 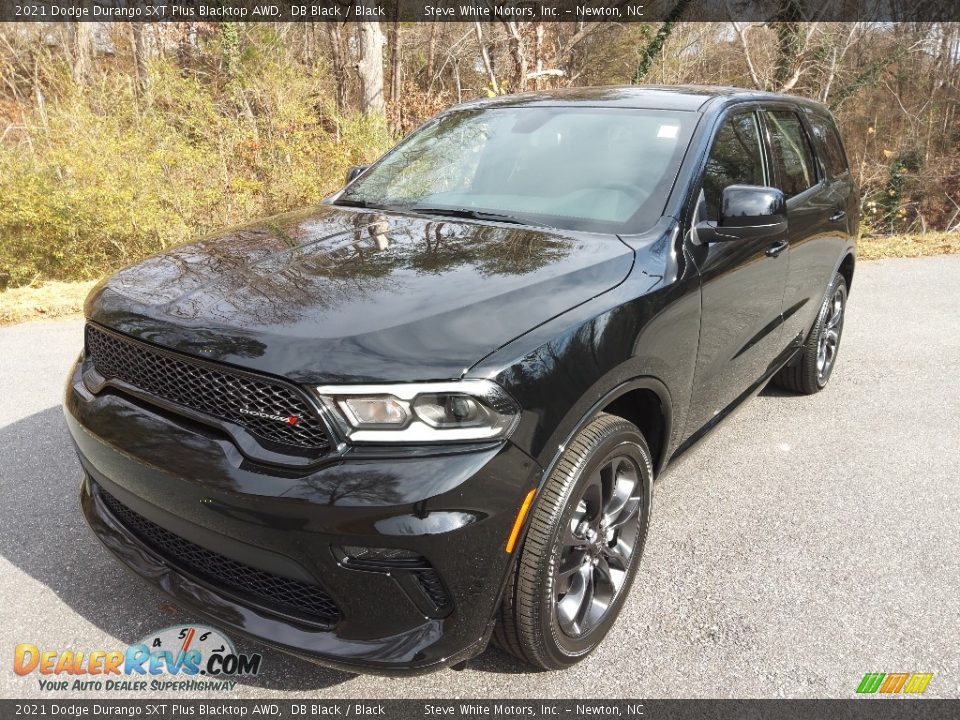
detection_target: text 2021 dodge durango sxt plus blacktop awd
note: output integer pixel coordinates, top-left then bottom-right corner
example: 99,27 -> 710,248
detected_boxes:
65,86 -> 858,674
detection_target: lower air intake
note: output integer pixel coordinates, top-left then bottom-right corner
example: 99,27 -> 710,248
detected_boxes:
98,487 -> 340,626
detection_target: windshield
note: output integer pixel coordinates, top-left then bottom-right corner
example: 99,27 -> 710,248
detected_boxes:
337,106 -> 698,234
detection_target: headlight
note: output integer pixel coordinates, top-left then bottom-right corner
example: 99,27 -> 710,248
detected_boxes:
315,380 -> 520,443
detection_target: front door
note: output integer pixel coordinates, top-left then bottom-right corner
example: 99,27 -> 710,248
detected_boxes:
685,109 -> 791,435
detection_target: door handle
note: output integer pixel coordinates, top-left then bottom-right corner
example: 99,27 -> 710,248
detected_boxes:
829,209 -> 847,222
765,239 -> 788,257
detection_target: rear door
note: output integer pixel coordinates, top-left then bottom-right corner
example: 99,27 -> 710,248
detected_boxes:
684,108 -> 790,434
763,107 -> 852,345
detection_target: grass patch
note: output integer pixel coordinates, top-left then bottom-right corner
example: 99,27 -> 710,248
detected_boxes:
859,231 -> 960,260
0,280 -> 96,326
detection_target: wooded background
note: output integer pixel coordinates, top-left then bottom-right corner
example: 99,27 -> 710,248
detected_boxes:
1,16 -> 958,289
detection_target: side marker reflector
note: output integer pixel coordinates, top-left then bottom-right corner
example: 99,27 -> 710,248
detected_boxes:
506,488 -> 537,553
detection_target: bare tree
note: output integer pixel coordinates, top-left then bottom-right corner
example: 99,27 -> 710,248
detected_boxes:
324,22 -> 349,115
474,22 -> 499,93
357,19 -> 386,116
425,23 -> 440,90
389,17 -> 401,106
501,20 -> 528,92
69,22 -> 91,84
131,24 -> 152,103
632,0 -> 692,84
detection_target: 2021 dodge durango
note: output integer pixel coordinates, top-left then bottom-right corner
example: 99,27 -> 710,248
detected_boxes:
65,86 -> 858,673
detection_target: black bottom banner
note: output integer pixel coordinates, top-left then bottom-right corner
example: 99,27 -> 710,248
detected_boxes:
1,700 -> 958,720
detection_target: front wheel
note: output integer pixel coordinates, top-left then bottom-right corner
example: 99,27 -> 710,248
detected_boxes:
774,272 -> 848,394
493,413 -> 653,669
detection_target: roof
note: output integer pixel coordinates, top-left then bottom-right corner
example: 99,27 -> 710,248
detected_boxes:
453,85 -> 828,114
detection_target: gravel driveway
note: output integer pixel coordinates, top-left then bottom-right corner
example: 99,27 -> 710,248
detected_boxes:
1,255 -> 958,699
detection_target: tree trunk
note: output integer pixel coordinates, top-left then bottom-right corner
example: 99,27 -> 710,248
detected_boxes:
474,22 -> 499,94
425,23 -> 439,90
502,21 -> 528,92
357,19 -> 386,116
219,23 -> 241,79
773,21 -> 801,90
178,22 -> 199,62
770,0 -> 805,90
533,23 -> 544,89
389,18 -> 402,105
131,24 -> 152,103
324,23 -> 348,115
632,0 -> 691,84
70,21 -> 92,84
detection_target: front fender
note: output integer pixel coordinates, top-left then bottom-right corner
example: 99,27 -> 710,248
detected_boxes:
470,270 -> 701,475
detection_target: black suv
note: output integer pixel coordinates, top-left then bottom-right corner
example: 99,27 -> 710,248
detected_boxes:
66,86 -> 857,674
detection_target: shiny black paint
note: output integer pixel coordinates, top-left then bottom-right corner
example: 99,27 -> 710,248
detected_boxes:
85,206 -> 633,384
694,185 -> 788,245
719,185 -> 786,227
777,108 -> 860,345
68,359 -> 540,671
66,86 -> 857,673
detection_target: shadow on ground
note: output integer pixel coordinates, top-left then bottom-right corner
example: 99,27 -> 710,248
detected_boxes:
0,406 -> 533,691
758,383 -> 795,398
0,406 -> 353,691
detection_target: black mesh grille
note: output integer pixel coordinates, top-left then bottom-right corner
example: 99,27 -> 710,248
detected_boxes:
98,487 -> 340,626
85,324 -> 330,452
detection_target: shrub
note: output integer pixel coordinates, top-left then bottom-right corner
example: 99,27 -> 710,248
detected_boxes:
0,46 -> 392,288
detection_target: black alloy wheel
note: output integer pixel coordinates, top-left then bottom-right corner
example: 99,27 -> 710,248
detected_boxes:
494,412 -> 653,669
774,272 -> 848,394
554,450 -> 644,639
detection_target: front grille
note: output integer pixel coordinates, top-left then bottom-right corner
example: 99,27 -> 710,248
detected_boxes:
85,324 -> 330,452
98,487 -> 341,626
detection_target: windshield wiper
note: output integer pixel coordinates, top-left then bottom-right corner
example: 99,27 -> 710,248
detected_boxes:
334,198 -> 378,209
336,200 -> 552,230
403,206 -> 550,229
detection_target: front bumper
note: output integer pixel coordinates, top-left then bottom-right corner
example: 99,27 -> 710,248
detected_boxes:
65,359 -> 541,674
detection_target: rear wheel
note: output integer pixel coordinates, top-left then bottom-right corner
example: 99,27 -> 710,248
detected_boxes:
494,413 -> 652,669
774,273 -> 847,394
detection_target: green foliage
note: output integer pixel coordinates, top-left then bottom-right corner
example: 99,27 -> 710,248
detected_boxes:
861,150 -> 923,236
0,45 -> 393,288
882,157 -> 908,233
631,0 -> 692,85
219,23 -> 242,78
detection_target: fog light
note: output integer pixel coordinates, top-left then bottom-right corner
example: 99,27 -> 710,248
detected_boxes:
336,545 -> 425,568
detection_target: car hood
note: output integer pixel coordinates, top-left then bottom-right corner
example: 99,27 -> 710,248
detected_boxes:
86,205 -> 634,383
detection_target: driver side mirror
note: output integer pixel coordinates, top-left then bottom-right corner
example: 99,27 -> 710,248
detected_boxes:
695,185 -> 786,243
345,165 -> 369,185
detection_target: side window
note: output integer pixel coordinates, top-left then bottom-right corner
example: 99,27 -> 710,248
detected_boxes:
765,110 -> 817,197
702,113 -> 765,222
806,112 -> 849,179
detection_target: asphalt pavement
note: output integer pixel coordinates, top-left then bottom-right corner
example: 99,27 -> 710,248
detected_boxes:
1,255 -> 958,699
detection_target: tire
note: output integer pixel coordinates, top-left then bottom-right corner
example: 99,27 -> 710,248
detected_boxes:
774,272 -> 848,395
494,412 -> 653,670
